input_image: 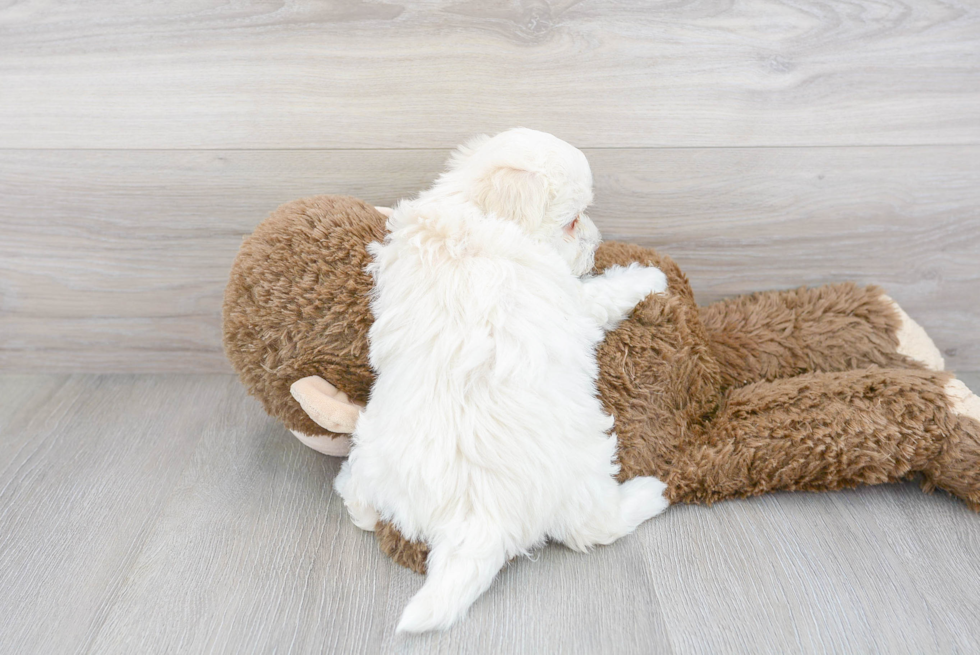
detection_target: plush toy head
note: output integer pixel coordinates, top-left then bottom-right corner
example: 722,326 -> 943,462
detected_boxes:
222,195 -> 384,444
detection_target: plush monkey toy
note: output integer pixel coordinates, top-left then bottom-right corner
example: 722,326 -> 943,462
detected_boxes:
223,195 -> 980,574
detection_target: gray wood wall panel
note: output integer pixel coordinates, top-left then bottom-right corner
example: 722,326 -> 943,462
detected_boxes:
1,373 -> 978,654
1,1 -> 978,149
2,147 -> 978,372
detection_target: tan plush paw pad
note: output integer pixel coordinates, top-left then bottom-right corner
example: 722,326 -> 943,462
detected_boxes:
290,429 -> 352,457
883,296 -> 945,371
945,379 -> 980,423
290,375 -> 362,433
374,206 -> 393,218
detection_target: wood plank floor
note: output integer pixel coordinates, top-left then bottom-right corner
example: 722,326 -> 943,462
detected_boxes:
2,373 -> 979,655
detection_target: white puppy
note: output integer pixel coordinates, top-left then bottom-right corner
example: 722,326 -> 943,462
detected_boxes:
334,128 -> 670,633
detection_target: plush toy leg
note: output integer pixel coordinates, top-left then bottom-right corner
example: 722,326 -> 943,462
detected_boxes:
377,521 -> 430,575
925,379 -> 980,510
289,376 -> 362,456
666,367 -> 980,510
700,283 -> 943,389
883,295 -> 945,371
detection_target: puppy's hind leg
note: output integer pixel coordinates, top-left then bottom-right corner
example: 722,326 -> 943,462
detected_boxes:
561,476 -> 669,552
618,476 -> 670,532
333,460 -> 380,532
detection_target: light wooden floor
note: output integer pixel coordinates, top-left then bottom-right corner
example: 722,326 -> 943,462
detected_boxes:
1,372 -> 979,655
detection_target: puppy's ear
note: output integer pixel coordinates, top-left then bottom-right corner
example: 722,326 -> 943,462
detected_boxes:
473,165 -> 549,230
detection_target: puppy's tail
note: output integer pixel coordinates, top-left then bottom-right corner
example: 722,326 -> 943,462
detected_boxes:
396,526 -> 507,633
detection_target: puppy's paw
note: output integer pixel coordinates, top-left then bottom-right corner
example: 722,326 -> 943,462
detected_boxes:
619,476 -> 670,530
605,263 -> 668,302
333,462 -> 379,531
346,499 -> 380,532
625,263 -> 669,298
588,264 -> 669,331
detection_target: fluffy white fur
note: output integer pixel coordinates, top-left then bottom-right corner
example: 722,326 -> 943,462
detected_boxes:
334,128 -> 670,633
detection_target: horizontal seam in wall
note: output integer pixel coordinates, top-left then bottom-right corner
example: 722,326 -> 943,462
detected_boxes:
1,143 -> 979,153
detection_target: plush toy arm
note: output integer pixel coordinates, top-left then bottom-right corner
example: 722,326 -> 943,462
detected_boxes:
700,283 -> 943,390
581,263 -> 668,331
290,376 -> 362,434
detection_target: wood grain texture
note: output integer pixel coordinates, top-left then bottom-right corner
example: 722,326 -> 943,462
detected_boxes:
0,375 -> 219,655
0,374 -> 64,438
2,147 -> 978,372
85,375 -> 678,655
1,0 -> 978,149
642,478 -> 980,654
0,373 -> 978,654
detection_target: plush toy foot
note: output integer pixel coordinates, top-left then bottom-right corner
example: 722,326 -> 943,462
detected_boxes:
374,206 -> 393,218
290,429 -> 352,457
883,295 -> 945,370
946,379 -> 980,422
290,375 -> 362,434
938,378 -> 980,510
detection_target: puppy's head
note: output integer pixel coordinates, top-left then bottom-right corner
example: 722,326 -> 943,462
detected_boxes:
447,128 -> 600,276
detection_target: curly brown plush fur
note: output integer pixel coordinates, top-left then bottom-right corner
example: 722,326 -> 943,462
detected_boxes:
224,196 -> 980,575
224,195 -> 381,437
701,282 -> 914,388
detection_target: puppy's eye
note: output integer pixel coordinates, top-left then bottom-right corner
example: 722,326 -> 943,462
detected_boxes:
563,217 -> 579,236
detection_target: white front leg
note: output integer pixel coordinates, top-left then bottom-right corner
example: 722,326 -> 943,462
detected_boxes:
581,263 -> 668,331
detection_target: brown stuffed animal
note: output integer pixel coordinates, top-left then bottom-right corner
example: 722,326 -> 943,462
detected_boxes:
223,195 -> 980,575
